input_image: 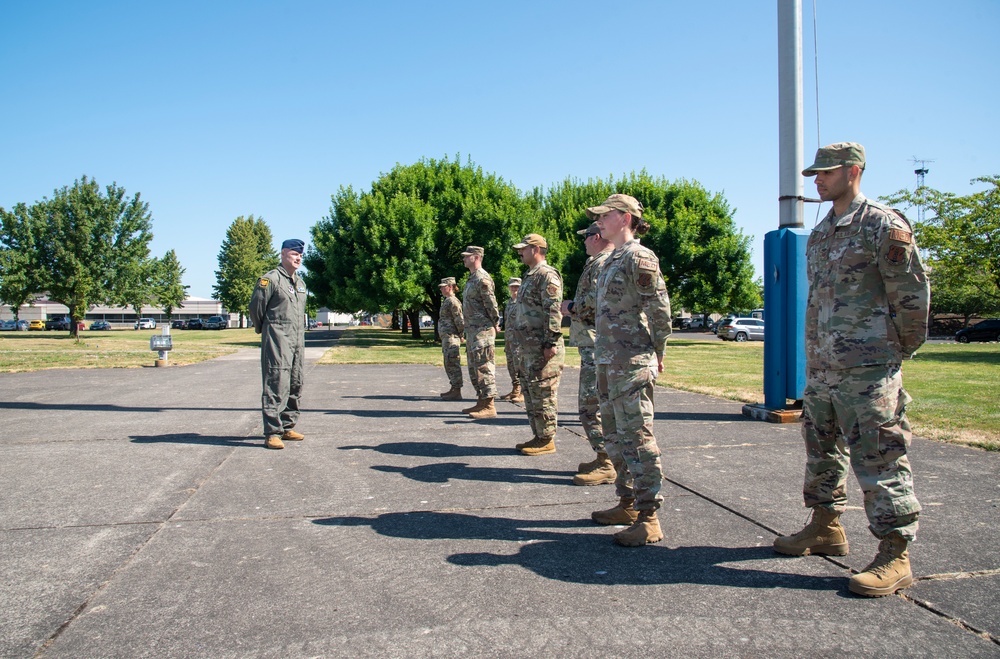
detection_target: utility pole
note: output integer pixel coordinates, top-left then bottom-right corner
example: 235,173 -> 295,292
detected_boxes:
911,157 -> 934,223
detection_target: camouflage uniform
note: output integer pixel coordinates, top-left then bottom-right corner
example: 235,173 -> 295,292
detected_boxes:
503,295 -> 521,391
512,261 -> 565,441
249,265 -> 307,439
595,239 -> 672,512
568,246 -> 614,452
462,267 -> 500,399
439,289 -> 465,390
803,193 -> 929,541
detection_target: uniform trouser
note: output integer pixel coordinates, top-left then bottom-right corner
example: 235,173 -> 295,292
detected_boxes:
517,345 -> 564,440
466,343 -> 497,399
504,341 -> 520,389
441,335 -> 463,388
802,364 -> 921,541
261,344 -> 303,438
578,346 -> 604,453
597,363 -> 663,512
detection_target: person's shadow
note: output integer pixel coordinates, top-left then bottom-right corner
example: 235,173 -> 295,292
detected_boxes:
370,462 -> 573,486
314,511 -> 849,593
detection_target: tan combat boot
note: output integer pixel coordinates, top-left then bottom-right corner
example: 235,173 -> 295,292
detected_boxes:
614,510 -> 664,546
849,534 -> 913,597
591,497 -> 639,526
515,437 -> 535,450
469,398 -> 497,419
573,452 -> 615,485
498,386 -> 515,400
281,429 -> 304,441
462,399 -> 486,414
578,456 -> 600,472
265,436 -> 285,450
519,436 -> 555,455
773,507 -> 849,556
509,383 -> 523,403
440,385 -> 462,401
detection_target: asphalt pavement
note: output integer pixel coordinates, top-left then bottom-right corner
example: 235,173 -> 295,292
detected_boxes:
2,329 -> 998,658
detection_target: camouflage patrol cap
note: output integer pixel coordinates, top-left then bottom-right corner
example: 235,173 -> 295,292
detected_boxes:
507,277 -> 522,287
585,193 -> 644,220
802,142 -> 866,175
576,222 -> 601,237
461,246 -> 484,257
513,233 -> 547,249
439,277 -> 457,287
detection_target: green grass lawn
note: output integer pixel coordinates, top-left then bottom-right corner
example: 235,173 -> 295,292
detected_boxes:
3,325 -> 996,450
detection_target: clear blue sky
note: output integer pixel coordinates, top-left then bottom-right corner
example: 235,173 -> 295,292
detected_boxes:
3,1 -> 997,299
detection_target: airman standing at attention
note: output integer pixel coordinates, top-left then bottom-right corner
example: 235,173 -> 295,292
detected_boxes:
437,277 -> 465,401
510,234 -> 564,455
249,238 -> 308,450
498,277 -> 524,403
774,143 -> 930,598
587,194 -> 672,546
561,222 -> 616,485
460,246 -> 501,419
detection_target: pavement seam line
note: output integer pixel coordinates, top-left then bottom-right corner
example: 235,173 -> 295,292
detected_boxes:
899,592 -> 1000,647
33,444 -> 242,656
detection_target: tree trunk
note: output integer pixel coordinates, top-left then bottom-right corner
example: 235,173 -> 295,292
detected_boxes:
407,309 -> 421,340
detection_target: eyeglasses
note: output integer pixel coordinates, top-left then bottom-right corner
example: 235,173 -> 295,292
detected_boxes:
584,232 -> 599,239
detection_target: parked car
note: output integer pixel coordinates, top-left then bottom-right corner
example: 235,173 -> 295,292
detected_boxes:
14,320 -> 29,331
955,318 -> 1000,343
171,319 -> 186,329
45,316 -> 71,331
720,318 -> 766,342
90,321 -> 112,331
135,318 -> 156,330
203,316 -> 228,330
28,319 -> 45,331
672,317 -> 691,330
0,319 -> 16,331
688,317 -> 707,329
184,318 -> 204,330
308,319 -> 319,330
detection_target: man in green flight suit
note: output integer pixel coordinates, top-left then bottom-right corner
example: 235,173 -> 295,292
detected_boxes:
249,238 -> 308,450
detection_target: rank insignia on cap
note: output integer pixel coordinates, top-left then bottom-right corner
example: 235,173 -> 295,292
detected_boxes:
259,278 -> 269,287
888,228 -> 912,244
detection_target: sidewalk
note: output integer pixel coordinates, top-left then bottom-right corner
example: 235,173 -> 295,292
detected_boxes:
1,331 -> 998,657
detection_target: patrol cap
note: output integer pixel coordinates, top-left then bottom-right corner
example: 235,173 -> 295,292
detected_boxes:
507,277 -> 522,287
513,233 -> 547,249
586,193 -> 644,220
439,277 -> 457,287
802,142 -> 866,176
576,222 -> 601,237
281,238 -> 305,253
461,246 -> 484,257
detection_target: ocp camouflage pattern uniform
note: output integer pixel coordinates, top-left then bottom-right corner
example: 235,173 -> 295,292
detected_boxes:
249,266 -> 307,439
569,246 -> 614,453
503,296 -> 521,391
596,239 -> 672,512
463,268 -> 500,399
803,193 -> 929,541
512,262 -> 565,441
439,292 -> 465,389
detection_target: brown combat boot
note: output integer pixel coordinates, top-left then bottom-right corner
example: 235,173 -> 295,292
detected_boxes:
265,435 -> 285,450
773,506 -> 849,556
519,436 -> 555,455
509,383 -> 523,403
440,385 -> 462,400
573,452 -> 615,486
498,386 -> 515,400
614,510 -> 663,546
515,437 -> 535,450
849,534 -> 913,597
469,398 -> 496,419
281,429 -> 304,441
591,497 -> 639,526
462,399 -> 486,414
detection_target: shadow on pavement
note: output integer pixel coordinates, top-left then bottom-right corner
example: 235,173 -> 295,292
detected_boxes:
130,433 -> 261,447
0,401 -> 257,413
370,462 -> 573,486
314,511 -> 849,592
340,441 -> 516,458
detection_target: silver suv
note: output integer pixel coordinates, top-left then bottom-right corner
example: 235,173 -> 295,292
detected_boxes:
720,317 -> 765,342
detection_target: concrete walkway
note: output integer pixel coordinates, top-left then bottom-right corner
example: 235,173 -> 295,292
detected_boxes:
2,329 -> 998,657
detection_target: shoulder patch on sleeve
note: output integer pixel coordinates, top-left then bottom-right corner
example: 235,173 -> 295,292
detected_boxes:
637,258 -> 657,272
888,228 -> 912,244
259,278 -> 269,287
546,283 -> 560,297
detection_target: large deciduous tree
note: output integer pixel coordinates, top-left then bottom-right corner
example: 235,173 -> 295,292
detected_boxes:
884,175 -> 1000,321
0,202 -> 44,319
214,215 -> 278,327
155,249 -> 189,319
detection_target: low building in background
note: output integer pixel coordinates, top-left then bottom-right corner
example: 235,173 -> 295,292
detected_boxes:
0,296 -> 227,329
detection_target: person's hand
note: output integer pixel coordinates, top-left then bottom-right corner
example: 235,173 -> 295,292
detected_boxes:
657,356 -> 664,373
560,300 -> 572,316
543,345 -> 557,362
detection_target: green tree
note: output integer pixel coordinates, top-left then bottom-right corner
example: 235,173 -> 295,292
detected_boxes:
305,156 -> 536,339
154,249 -> 189,319
0,202 -> 44,319
33,176 -> 154,337
214,215 -> 278,327
883,175 -> 1000,317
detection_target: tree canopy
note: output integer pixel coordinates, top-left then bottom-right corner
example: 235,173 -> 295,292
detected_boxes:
155,249 -> 189,318
214,215 -> 279,326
